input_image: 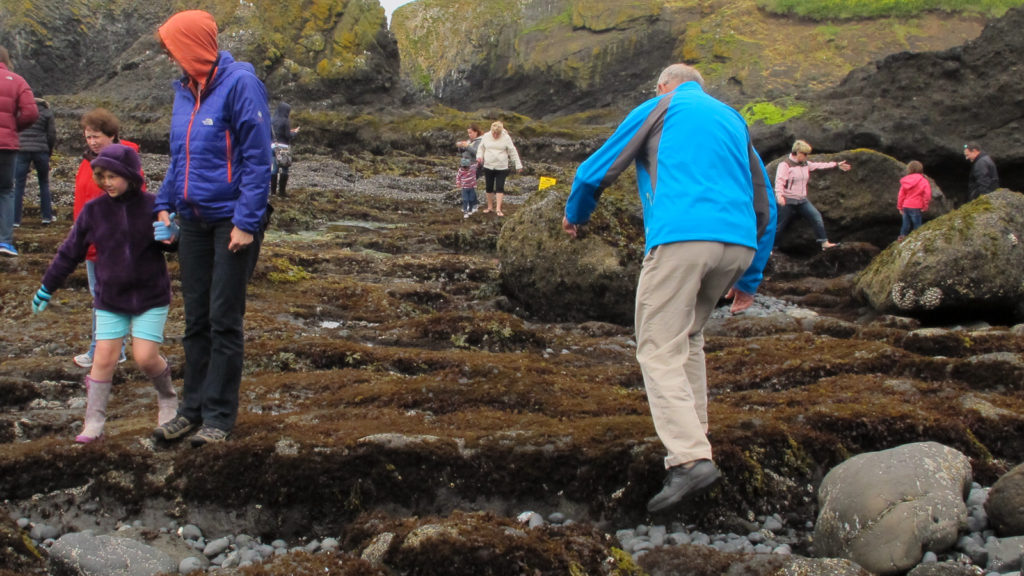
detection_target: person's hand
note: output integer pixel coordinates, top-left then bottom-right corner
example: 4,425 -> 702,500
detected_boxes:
153,212 -> 179,242
725,287 -> 755,314
32,285 -> 52,314
837,160 -> 852,172
228,227 -> 254,253
562,216 -> 579,239
776,195 -> 786,206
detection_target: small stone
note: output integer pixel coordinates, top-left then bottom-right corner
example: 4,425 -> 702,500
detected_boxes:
773,544 -> 792,555
667,532 -> 691,546
179,556 -> 203,573
30,523 -> 60,542
181,524 -> 203,541
271,539 -> 287,548
547,512 -> 566,524
763,516 -> 784,532
16,518 -> 30,529
203,536 -> 231,558
305,539 -> 321,553
321,537 -> 340,551
920,551 -> 938,563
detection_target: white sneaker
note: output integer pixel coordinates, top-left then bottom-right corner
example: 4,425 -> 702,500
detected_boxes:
464,212 -> 471,219
74,353 -> 93,368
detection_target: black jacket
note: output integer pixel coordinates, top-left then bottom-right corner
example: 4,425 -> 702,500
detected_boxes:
17,98 -> 55,154
968,153 -> 999,200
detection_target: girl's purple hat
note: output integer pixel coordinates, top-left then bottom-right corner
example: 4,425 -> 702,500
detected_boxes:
92,143 -> 143,186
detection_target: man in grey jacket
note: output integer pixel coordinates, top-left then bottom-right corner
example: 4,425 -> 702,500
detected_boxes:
13,95 -> 56,225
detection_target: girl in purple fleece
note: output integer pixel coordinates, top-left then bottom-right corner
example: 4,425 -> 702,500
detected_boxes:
31,144 -> 178,443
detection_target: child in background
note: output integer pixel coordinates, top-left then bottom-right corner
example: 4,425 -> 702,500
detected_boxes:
31,144 -> 178,443
897,160 -> 931,241
456,156 -> 479,218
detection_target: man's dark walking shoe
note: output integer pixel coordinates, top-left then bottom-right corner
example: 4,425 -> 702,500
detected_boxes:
646,459 -> 721,513
190,425 -> 229,447
152,415 -> 198,442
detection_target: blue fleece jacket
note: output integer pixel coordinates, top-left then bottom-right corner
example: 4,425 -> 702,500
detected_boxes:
565,81 -> 775,293
155,51 -> 272,233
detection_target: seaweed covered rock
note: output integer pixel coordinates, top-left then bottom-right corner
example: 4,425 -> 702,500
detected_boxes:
853,190 -> 1024,321
986,462 -> 1024,537
496,182 -> 643,324
813,442 -> 971,576
766,149 -> 951,253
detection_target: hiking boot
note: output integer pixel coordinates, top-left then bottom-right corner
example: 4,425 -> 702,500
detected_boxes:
191,425 -> 229,447
646,459 -> 721,513
153,415 -> 198,442
0,243 -> 19,257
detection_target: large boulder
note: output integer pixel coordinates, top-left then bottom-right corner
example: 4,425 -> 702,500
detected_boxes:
986,462 -> 1024,536
48,532 -> 177,576
813,442 -> 972,576
853,190 -> 1024,322
766,149 -> 951,253
497,183 -> 643,325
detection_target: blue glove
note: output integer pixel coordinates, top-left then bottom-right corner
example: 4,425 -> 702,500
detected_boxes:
32,285 -> 52,314
153,213 -> 179,241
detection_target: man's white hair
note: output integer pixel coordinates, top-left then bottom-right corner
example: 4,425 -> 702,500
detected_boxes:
658,64 -> 705,89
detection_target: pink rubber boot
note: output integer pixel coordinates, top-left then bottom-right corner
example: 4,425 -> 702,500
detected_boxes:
149,365 -> 178,426
76,376 -> 112,443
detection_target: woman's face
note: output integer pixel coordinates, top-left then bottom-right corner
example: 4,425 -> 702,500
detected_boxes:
794,151 -> 808,162
84,128 -> 115,154
491,127 -> 502,138
467,128 -> 480,138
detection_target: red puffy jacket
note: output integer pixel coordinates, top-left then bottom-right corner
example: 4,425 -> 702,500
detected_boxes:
0,63 -> 38,150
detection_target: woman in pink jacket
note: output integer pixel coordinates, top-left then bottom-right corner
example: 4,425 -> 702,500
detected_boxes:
897,160 -> 931,240
774,139 -> 850,250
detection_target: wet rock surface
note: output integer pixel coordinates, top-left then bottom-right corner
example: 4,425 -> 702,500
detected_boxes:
2,153 -> 1024,574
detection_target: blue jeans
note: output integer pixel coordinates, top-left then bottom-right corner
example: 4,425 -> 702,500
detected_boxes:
177,218 -> 263,431
900,208 -> 923,237
776,200 -> 829,244
0,150 -> 15,244
14,151 -> 53,223
461,187 -> 478,212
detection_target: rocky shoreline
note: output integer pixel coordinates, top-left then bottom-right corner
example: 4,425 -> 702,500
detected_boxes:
3,153 -> 1024,575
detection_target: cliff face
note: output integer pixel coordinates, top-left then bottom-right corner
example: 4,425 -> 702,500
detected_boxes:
0,0 -> 400,107
391,0 -> 988,116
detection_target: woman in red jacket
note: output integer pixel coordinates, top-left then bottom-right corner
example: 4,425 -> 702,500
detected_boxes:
896,160 -> 931,241
72,108 -> 144,368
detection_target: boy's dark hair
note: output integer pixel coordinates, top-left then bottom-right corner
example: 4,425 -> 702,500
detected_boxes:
81,108 -> 121,138
907,160 -> 924,174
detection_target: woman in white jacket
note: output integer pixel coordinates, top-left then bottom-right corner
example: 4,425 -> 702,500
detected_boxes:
476,121 -> 522,216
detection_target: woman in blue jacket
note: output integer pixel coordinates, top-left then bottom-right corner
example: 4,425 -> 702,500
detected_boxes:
152,10 -> 272,447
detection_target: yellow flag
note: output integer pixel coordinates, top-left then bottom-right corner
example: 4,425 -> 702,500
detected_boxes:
538,176 -> 557,190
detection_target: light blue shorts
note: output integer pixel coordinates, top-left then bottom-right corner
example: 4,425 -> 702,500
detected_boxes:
94,306 -> 169,343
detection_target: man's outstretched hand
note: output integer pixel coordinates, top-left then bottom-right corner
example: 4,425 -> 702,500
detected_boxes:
725,288 -> 754,315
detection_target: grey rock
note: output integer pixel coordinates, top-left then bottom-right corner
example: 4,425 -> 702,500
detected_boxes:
304,539 -> 321,553
666,532 -> 691,546
30,523 -> 60,542
987,462 -> 1024,536
180,524 -> 202,541
321,537 -> 339,551
985,535 -> 1024,572
48,532 -> 176,576
648,525 -> 666,547
907,562 -> 981,575
763,515 -> 785,532
202,536 -> 231,558
271,538 -> 287,548
178,556 -> 203,574
814,441 -> 972,575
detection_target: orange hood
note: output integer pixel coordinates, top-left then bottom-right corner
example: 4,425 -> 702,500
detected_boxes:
158,10 -> 219,92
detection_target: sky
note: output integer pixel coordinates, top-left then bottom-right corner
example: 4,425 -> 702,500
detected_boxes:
380,0 -> 416,24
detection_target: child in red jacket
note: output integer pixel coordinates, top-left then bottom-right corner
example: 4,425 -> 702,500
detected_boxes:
897,160 -> 931,240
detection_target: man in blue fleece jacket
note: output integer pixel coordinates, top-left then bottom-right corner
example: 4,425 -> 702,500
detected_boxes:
563,63 -> 775,513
